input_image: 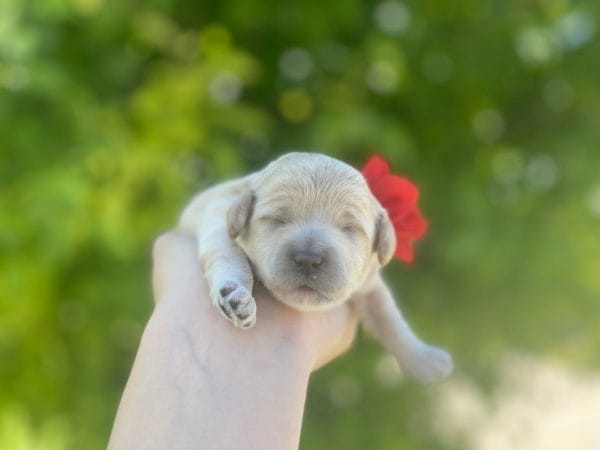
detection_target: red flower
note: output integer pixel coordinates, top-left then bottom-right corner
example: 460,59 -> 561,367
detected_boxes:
361,155 -> 428,264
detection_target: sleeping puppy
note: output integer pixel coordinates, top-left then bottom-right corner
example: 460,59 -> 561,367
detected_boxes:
178,152 -> 453,383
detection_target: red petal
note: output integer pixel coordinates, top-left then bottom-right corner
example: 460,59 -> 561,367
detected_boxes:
361,154 -> 428,264
362,155 -> 390,181
395,239 -> 414,264
393,210 -> 428,240
371,175 -> 419,213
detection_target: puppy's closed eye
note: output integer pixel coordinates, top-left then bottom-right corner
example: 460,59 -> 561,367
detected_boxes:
256,206 -> 294,227
341,224 -> 362,236
261,216 -> 288,227
338,211 -> 366,237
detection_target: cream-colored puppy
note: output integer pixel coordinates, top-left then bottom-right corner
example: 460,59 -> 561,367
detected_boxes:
178,152 -> 453,383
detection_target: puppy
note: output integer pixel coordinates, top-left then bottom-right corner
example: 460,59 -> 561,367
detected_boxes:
178,152 -> 453,383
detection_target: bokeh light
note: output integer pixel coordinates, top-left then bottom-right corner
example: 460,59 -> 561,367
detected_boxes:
374,1 -> 411,35
2,64 -> 29,91
491,149 -> 523,185
279,47 -> 314,81
526,154 -> 559,192
586,185 -> 600,218
278,88 -> 313,123
472,109 -> 506,144
515,27 -> 558,66
542,78 -> 575,112
208,71 -> 242,105
328,375 -> 362,409
366,60 -> 400,95
554,9 -> 596,50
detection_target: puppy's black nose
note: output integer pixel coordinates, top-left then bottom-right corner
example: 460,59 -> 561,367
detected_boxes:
293,251 -> 323,270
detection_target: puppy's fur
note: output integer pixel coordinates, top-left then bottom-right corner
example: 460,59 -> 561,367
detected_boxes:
179,153 -> 452,383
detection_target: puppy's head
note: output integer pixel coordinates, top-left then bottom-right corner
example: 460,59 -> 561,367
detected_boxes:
228,153 -> 395,311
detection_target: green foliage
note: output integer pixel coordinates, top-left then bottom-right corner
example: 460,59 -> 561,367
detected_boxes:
1,0 -> 600,448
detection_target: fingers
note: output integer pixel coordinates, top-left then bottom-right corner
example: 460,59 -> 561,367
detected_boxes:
151,231 -> 202,303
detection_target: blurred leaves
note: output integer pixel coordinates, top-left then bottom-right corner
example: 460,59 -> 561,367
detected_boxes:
1,0 -> 600,449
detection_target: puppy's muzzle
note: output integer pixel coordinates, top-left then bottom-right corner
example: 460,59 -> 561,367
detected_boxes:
269,226 -> 345,297
293,251 -> 324,276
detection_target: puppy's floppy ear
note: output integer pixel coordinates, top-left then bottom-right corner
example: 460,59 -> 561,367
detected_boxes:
227,191 -> 255,238
374,211 -> 396,266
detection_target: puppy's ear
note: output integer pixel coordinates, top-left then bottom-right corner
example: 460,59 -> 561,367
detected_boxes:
374,211 -> 396,266
227,191 -> 255,238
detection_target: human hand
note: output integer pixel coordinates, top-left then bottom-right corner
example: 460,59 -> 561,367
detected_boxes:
151,230 -> 359,371
109,231 -> 359,450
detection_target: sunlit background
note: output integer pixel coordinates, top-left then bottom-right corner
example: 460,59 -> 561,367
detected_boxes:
1,0 -> 600,449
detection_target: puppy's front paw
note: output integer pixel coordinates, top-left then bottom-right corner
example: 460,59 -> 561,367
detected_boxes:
215,281 -> 257,329
400,343 -> 453,384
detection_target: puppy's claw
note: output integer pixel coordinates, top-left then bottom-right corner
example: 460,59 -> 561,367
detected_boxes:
400,343 -> 453,384
215,281 -> 257,329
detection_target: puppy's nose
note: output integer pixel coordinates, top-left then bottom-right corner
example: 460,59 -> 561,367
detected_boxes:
293,251 -> 323,271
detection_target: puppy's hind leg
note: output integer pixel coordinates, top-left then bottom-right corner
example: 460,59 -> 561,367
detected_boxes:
351,274 -> 453,384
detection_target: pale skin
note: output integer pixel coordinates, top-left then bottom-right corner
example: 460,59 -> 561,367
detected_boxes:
107,231 -> 358,450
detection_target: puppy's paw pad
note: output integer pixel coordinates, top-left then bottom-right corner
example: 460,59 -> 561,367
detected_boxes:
216,281 -> 256,329
403,344 -> 453,384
